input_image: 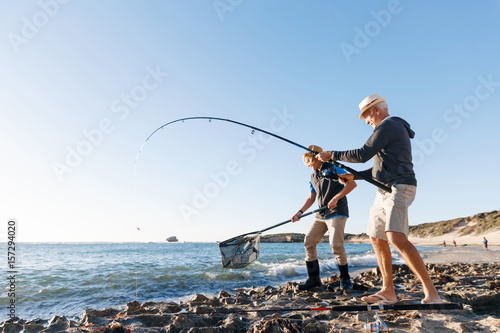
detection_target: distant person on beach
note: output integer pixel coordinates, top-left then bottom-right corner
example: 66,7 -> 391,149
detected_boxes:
291,145 -> 357,291
453,240 -> 457,248
317,94 -> 442,304
443,240 -> 446,248
483,237 -> 488,252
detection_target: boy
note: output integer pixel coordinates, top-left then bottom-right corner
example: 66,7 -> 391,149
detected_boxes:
292,145 -> 357,291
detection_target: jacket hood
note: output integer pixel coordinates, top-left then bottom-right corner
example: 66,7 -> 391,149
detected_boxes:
391,116 -> 415,139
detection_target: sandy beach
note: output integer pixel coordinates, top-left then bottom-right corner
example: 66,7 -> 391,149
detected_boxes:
2,244 -> 499,333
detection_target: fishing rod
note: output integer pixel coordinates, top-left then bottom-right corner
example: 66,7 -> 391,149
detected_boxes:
184,302 -> 463,314
135,116 -> 391,193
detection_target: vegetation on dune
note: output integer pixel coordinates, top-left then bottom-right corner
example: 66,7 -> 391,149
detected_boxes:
457,210 -> 500,236
409,210 -> 500,238
409,218 -> 463,238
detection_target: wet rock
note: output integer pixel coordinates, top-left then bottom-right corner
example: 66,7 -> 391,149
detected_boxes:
84,308 -> 120,318
94,322 -> 130,333
136,314 -> 173,327
153,301 -> 182,314
0,319 -> 24,333
189,293 -> 210,304
45,315 -> 72,332
208,296 -> 222,307
79,307 -> 122,326
139,301 -> 161,314
222,297 -> 235,305
23,319 -> 47,333
279,282 -> 298,293
125,301 -> 141,314
303,321 -> 331,333
221,313 -> 250,331
164,314 -> 194,332
247,317 -> 303,333
252,286 -> 278,295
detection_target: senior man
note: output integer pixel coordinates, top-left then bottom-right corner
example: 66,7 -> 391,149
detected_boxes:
317,94 -> 442,304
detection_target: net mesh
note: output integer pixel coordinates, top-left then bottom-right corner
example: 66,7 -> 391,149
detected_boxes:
218,234 -> 261,269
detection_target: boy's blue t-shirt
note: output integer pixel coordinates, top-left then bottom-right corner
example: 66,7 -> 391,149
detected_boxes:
309,164 -> 349,219
309,165 -> 347,193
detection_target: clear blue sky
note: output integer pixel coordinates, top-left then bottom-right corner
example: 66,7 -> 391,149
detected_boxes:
1,1 -> 499,243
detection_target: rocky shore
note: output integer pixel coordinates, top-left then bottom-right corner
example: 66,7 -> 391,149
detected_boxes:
2,261 -> 500,333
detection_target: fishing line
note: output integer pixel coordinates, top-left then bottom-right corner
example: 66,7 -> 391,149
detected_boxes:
134,163 -> 139,300
135,116 -> 391,192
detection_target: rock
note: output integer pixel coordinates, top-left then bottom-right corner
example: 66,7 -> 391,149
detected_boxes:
125,300 -> 142,314
47,315 -> 70,330
79,307 -> 122,326
23,319 -> 46,333
189,293 -> 210,304
153,301 -> 182,314
136,314 -> 174,327
221,313 -> 249,331
164,314 -> 194,332
247,317 -> 303,333
96,322 -> 130,333
218,290 -> 231,298
83,308 -> 120,318
0,319 -> 24,333
304,321 -> 331,333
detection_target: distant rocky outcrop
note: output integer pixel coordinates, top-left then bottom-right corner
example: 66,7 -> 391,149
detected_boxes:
260,233 -> 304,243
260,233 -> 369,243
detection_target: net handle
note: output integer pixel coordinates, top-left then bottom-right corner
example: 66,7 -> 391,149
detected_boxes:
259,206 -> 326,233
219,206 -> 327,245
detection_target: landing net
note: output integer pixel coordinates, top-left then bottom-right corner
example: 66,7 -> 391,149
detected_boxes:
218,234 -> 260,269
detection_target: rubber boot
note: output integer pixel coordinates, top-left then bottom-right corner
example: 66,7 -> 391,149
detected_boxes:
339,263 -> 353,290
298,260 -> 322,291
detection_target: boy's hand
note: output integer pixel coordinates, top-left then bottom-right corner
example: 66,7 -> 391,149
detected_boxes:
291,212 -> 302,222
328,198 -> 338,209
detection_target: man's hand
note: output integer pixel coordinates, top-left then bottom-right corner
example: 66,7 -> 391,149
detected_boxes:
316,151 -> 332,162
338,173 -> 354,184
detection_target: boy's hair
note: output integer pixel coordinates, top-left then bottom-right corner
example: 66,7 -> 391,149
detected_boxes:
302,145 -> 323,164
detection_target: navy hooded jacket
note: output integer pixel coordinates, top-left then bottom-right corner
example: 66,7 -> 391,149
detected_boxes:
331,117 -> 417,187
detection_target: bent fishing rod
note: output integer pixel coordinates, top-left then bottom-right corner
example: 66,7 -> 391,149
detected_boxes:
135,117 -> 391,193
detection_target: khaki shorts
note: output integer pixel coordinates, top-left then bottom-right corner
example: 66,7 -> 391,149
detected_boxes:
367,184 -> 416,241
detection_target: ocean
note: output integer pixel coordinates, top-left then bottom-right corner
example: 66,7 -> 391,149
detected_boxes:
2,242 -> 429,321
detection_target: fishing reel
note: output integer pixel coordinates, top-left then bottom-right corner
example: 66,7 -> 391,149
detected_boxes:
320,165 -> 339,181
364,311 -> 389,332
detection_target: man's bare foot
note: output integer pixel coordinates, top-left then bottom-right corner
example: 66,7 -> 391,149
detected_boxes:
421,296 -> 443,304
361,293 -> 397,304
